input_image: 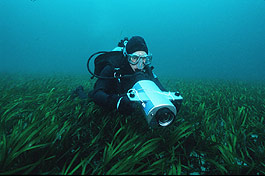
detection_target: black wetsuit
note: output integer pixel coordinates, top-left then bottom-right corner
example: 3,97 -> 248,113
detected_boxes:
89,54 -> 167,112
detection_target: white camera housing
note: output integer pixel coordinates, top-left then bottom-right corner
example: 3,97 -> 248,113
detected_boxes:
127,80 -> 183,128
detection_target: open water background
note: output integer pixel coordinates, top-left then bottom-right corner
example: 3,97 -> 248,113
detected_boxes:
1,0 -> 265,81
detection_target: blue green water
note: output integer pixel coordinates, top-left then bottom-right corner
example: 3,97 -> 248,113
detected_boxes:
1,1 -> 265,174
1,0 -> 265,81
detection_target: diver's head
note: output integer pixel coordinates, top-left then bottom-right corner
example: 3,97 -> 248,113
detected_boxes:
128,51 -> 153,71
124,36 -> 152,71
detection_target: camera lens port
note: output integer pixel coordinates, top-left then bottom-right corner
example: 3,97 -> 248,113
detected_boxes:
155,108 -> 175,127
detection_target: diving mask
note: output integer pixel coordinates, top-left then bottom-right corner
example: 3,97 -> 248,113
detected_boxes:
127,53 -> 152,65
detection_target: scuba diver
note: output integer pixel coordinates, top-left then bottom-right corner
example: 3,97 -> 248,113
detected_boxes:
73,36 -> 179,116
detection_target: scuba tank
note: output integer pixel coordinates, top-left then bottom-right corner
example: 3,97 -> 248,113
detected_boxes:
87,37 -> 129,80
87,37 -> 154,80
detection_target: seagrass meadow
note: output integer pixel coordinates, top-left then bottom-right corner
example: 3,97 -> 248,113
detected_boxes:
0,73 -> 265,175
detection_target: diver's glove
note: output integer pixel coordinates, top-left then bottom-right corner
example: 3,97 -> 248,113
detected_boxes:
172,99 -> 183,113
116,95 -> 135,115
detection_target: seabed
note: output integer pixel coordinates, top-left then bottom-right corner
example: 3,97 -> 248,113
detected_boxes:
0,73 -> 264,175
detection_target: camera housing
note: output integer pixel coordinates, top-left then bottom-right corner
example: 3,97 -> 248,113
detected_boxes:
127,80 -> 183,128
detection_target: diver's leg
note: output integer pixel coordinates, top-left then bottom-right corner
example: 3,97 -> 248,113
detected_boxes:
72,85 -> 88,99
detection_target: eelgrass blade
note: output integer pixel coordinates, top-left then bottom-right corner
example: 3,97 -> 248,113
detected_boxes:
205,158 -> 228,174
62,148 -> 80,175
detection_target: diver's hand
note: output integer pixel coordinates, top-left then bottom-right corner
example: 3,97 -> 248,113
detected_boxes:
172,99 -> 182,113
116,95 -> 135,115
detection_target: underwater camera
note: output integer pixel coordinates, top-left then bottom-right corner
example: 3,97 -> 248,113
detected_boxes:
127,80 -> 183,128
